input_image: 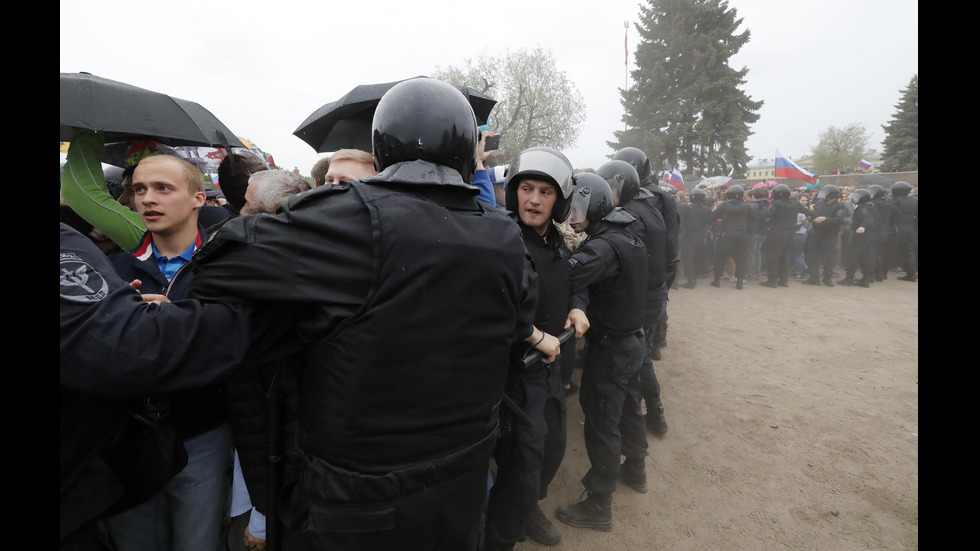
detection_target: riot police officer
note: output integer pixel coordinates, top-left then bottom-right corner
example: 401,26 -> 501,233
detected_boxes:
802,185 -> 846,287
838,188 -> 879,287
612,147 -> 679,351
679,187 -> 716,288
868,184 -> 899,281
597,159 -> 670,437
710,184 -> 756,289
759,184 -> 812,287
484,147 -> 588,550
890,181 -> 918,281
191,78 -> 543,551
556,173 -> 648,533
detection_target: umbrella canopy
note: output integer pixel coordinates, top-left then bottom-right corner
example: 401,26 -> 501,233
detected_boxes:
100,138 -> 273,174
294,76 -> 497,153
856,173 -> 894,188
60,72 -> 245,149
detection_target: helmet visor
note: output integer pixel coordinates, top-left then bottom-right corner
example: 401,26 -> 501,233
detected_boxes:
568,188 -> 590,225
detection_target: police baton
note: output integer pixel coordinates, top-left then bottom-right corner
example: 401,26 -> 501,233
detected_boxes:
521,327 -> 576,369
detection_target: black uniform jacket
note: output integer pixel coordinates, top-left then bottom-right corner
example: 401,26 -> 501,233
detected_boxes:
190,160 -> 538,475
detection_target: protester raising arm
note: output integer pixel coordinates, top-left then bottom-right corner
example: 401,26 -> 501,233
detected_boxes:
61,129 -> 146,250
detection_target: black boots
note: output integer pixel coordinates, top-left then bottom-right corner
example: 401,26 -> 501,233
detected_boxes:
618,458 -> 648,493
758,280 -> 778,288
556,492 -> 613,532
838,274 -> 855,286
525,503 -> 561,546
646,399 -> 668,437
822,277 -> 834,287
735,278 -> 743,290
710,278 -> 720,287
682,280 -> 696,289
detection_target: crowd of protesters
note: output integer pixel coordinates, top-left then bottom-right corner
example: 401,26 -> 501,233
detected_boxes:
60,76 -> 916,551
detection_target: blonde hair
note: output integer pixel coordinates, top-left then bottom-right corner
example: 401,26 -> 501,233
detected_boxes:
137,155 -> 205,194
328,149 -> 374,166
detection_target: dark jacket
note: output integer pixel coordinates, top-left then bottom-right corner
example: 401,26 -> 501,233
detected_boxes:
712,200 -> 756,233
109,226 -> 229,441
810,199 -> 846,235
191,160 -> 537,478
61,223 -> 279,548
767,198 -> 811,231
569,211 -> 648,337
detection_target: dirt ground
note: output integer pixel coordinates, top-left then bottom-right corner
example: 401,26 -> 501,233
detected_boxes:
517,274 -> 918,551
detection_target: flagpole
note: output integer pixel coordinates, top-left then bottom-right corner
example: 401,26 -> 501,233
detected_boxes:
624,21 -> 629,133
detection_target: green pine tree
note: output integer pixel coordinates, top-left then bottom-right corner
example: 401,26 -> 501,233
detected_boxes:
610,0 -> 762,178
879,75 -> 918,172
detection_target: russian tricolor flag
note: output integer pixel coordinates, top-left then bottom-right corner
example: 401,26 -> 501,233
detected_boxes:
774,150 -> 818,185
859,159 -> 872,170
668,168 -> 685,192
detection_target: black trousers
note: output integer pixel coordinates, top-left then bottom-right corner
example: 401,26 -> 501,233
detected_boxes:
805,230 -> 838,280
763,229 -> 795,284
713,231 -> 748,280
579,332 -> 646,495
485,367 -> 566,548
844,232 -> 875,280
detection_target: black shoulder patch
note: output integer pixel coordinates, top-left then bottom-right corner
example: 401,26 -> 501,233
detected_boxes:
60,252 -> 110,303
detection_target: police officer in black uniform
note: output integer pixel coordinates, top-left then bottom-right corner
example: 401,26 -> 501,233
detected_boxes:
838,188 -> 879,287
890,181 -> 918,281
710,184 -> 756,289
60,223 -> 286,551
612,147 -> 679,352
868,184 -> 899,281
189,78 -> 544,551
802,185 -> 846,287
484,147 -> 589,551
678,187 -> 715,288
555,173 -> 648,533
596,160 -> 670,438
759,184 -> 813,288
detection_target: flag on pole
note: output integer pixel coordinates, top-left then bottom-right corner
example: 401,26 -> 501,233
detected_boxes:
859,159 -> 872,170
625,27 -> 628,66
726,168 -> 734,184
774,149 -> 818,185
668,168 -> 684,192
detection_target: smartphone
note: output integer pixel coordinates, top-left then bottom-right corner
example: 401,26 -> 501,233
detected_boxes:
484,134 -> 501,151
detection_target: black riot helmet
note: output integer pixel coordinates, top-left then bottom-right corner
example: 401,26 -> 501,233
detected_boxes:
817,184 -> 841,201
772,183 -> 791,200
372,78 -> 479,179
891,181 -> 911,196
850,188 -> 872,204
595,160 -> 641,206
725,184 -> 745,201
867,184 -> 886,199
689,187 -> 707,205
505,147 -> 576,223
611,147 -> 652,183
568,172 -> 615,226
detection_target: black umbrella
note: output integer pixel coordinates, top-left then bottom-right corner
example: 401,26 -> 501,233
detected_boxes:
856,173 -> 894,188
60,72 -> 245,149
293,76 -> 497,153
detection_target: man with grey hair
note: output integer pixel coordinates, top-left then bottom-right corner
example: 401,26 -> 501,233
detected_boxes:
240,169 -> 311,215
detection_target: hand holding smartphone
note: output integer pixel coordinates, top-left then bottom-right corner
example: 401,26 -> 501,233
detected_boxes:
484,133 -> 501,151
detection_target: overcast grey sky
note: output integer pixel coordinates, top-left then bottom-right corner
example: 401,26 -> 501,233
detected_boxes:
60,0 -> 917,176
